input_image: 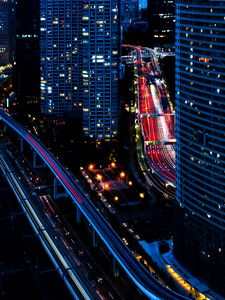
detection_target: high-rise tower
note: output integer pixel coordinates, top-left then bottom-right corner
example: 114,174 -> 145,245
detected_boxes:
120,0 -> 139,31
175,1 -> 225,296
81,1 -> 120,140
40,0 -> 81,116
40,1 -> 120,140
0,0 -> 11,65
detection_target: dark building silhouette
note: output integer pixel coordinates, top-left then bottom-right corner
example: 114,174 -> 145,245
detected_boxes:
175,0 -> 225,296
15,0 -> 40,108
147,0 -> 175,47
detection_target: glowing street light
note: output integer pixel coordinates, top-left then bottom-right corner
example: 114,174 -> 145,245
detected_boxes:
139,192 -> 145,199
111,162 -> 116,168
128,181 -> 133,186
96,174 -> 102,181
88,164 -> 94,171
104,183 -> 109,190
114,196 -> 119,201
120,171 -> 126,178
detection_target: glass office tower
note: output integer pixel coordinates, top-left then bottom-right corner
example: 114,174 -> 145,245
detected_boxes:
120,0 -> 139,31
40,0 -> 120,140
0,0 -> 10,65
175,0 -> 225,296
40,0 -> 81,116
81,1 -> 120,140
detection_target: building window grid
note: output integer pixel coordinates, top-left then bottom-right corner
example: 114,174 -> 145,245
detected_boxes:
176,2 -> 225,230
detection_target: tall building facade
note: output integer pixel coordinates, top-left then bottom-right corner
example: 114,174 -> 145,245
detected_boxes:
81,1 -> 119,140
40,0 -> 81,116
175,0 -> 225,296
40,1 -> 120,140
0,0 -> 11,65
120,0 -> 139,31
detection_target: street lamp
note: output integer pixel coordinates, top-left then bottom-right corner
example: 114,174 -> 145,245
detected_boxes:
120,171 -> 125,179
139,192 -> 145,199
88,164 -> 94,171
104,183 -> 109,190
96,174 -> 102,181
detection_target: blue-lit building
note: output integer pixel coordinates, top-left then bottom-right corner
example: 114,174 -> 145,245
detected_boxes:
40,0 -> 81,116
175,1 -> 225,296
120,0 -> 139,32
81,1 -> 120,140
0,0 -> 10,65
139,0 -> 147,10
40,1 -> 120,140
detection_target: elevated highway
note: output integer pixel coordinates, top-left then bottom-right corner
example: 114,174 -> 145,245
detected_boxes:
0,109 -> 187,300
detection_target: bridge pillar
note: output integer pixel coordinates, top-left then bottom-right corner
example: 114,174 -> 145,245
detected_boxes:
20,138 -> 24,152
112,257 -> 119,278
33,152 -> 45,168
53,178 -> 68,199
76,207 -> 82,223
92,228 -> 99,248
3,123 -> 7,132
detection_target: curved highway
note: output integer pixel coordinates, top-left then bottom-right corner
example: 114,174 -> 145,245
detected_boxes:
123,45 -> 176,194
0,109 -> 188,300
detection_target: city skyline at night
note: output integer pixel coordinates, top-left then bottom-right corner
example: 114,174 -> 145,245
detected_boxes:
0,1 -> 224,299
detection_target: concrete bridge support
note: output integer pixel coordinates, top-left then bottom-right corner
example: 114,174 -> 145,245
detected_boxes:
112,257 -> 119,278
53,178 -> 68,199
76,207 -> 82,223
20,138 -> 24,152
92,228 -> 99,248
3,123 -> 7,132
33,152 -> 45,168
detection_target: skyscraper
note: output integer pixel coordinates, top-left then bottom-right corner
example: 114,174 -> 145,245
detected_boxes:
81,1 -> 120,140
175,1 -> 225,296
0,0 -> 11,65
40,1 -> 120,140
120,0 -> 139,31
40,0 -> 81,116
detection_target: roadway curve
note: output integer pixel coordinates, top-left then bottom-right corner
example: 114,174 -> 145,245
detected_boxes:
0,109 -> 188,300
123,45 -> 176,189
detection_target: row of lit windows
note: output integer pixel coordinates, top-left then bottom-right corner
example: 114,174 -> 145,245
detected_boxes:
176,1 -> 225,228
